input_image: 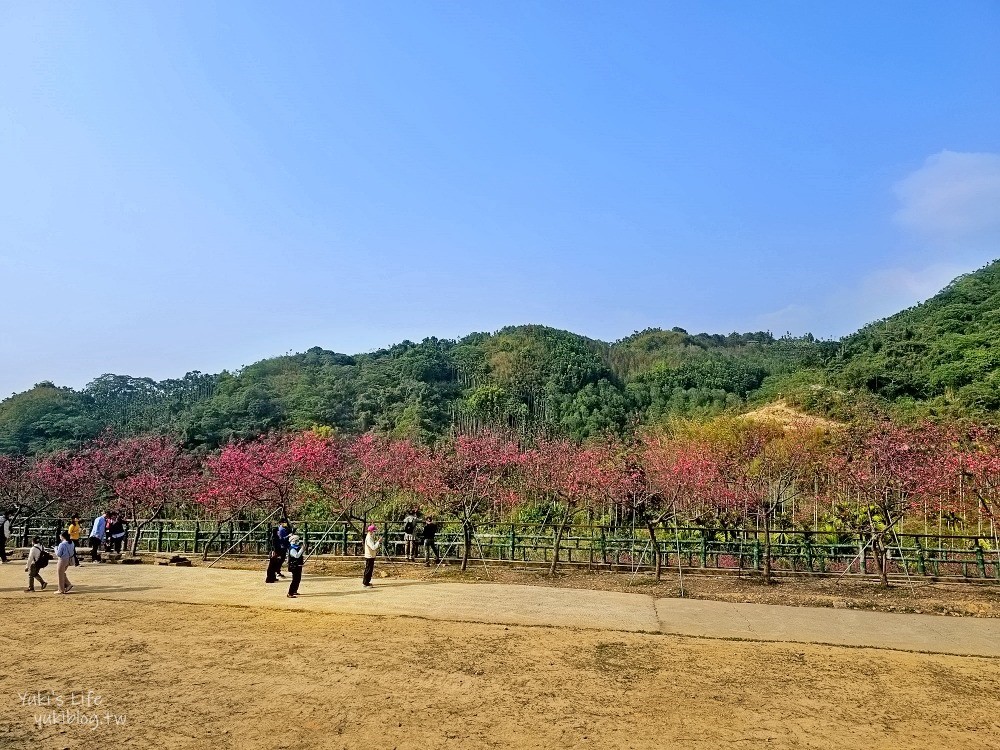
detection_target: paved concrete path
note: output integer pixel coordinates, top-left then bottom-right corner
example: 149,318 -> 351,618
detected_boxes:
2,562 -> 998,657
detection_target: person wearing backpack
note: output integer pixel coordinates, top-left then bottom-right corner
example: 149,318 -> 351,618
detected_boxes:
422,516 -> 441,566
24,537 -> 49,592
54,531 -> 75,594
402,509 -> 419,562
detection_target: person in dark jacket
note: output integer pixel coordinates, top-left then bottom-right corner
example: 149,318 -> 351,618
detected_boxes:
422,516 -> 441,566
0,510 -> 11,564
286,534 -> 304,598
402,508 -> 419,561
265,519 -> 292,583
108,514 -> 128,554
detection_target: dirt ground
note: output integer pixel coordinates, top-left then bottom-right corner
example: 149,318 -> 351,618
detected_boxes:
3,595 -> 1000,750
216,556 -> 1000,617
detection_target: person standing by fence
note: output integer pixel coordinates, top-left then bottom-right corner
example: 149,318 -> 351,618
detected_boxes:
108,514 -> 127,554
55,531 -> 74,594
403,509 -> 419,561
422,516 -> 441,566
362,524 -> 381,587
24,537 -> 48,592
89,512 -> 107,562
0,510 -> 10,564
286,534 -> 304,598
68,516 -> 81,566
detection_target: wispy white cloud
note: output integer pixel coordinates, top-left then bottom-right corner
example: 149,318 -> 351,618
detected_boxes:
894,150 -> 1000,245
849,262 -> 969,324
753,264 -> 967,337
755,151 -> 1000,337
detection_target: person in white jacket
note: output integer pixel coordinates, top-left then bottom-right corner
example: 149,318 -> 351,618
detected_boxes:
362,525 -> 381,588
286,534 -> 305,598
24,537 -> 47,592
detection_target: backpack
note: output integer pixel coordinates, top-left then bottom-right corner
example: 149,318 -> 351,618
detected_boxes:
403,519 -> 415,534
36,547 -> 52,569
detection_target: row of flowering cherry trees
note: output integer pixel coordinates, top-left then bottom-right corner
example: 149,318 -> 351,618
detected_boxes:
2,420 -> 1000,579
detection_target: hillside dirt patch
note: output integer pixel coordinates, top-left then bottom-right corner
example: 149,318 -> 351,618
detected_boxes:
3,597 -> 1000,750
741,399 -> 842,430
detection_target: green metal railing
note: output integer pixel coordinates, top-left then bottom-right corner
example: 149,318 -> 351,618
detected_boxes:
9,517 -> 999,581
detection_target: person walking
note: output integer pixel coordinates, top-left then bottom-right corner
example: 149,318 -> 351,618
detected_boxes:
422,516 -> 441,566
265,519 -> 292,583
68,516 -> 82,566
88,512 -> 107,562
402,509 -> 419,561
54,531 -> 74,594
286,534 -> 304,598
24,537 -> 48,592
0,509 -> 10,564
362,524 -> 381,587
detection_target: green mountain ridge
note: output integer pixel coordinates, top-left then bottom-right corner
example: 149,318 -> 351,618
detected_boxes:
3,260 -> 999,455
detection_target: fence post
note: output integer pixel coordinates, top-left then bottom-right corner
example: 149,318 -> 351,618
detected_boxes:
194,521 -> 200,554
304,522 -> 309,551
510,524 -> 516,561
976,543 -> 987,579
753,539 -> 761,570
700,534 -> 707,568
342,524 -> 349,556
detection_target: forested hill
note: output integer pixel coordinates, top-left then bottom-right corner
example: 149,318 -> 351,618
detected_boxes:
2,260 -> 999,455
834,261 -> 1000,411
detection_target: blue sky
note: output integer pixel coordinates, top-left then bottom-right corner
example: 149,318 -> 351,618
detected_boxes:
2,1 -> 999,397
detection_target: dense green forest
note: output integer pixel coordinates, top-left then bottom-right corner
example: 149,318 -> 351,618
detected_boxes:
3,261 -> 999,455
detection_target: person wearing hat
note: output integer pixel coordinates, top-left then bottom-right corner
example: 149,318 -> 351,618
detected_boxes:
24,536 -> 48,592
362,524 -> 381,587
286,534 -> 304,598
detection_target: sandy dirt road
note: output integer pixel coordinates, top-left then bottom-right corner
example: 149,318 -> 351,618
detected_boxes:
1,563 -> 999,750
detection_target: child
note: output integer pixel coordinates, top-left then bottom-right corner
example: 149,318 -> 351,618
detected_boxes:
24,537 -> 48,592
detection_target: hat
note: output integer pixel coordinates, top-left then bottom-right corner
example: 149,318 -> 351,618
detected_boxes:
289,534 -> 300,544
367,524 -> 377,532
